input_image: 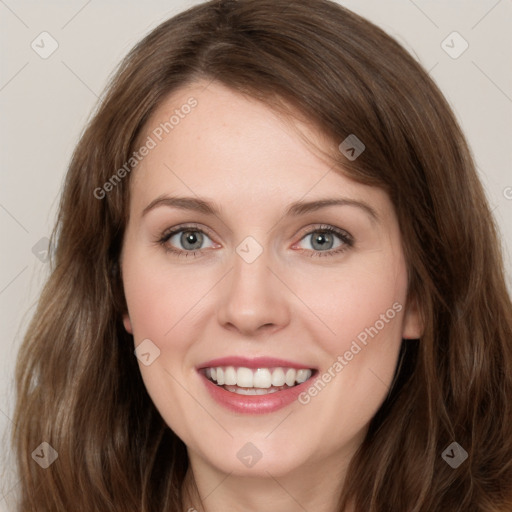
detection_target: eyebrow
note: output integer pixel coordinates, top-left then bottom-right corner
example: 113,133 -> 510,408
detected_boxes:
142,195 -> 379,222
286,198 -> 378,221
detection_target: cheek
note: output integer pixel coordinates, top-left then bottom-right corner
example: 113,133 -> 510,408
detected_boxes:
121,250 -> 208,437
291,263 -> 407,440
292,258 -> 407,357
122,267 -> 171,340
290,258 -> 407,436
122,249 -> 208,339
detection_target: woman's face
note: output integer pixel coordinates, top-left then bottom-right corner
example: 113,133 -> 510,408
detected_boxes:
120,81 -> 422,480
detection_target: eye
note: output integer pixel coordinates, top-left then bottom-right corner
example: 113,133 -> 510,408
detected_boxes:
293,225 -> 353,257
158,224 -> 218,257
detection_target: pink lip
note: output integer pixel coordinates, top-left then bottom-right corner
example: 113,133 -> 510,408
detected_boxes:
199,373 -> 316,414
196,356 -> 317,415
197,356 -> 315,370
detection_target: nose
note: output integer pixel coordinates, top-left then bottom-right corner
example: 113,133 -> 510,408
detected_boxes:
216,245 -> 291,337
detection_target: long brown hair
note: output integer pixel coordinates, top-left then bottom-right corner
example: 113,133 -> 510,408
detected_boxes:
12,0 -> 512,510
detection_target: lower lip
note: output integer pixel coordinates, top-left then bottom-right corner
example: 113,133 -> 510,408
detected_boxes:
199,372 -> 316,414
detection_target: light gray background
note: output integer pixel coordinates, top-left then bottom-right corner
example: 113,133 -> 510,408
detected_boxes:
1,0 -> 511,509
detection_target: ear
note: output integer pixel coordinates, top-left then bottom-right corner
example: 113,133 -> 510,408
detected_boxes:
402,295 -> 424,340
123,313 -> 133,334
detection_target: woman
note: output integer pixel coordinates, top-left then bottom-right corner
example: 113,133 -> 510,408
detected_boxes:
12,0 -> 512,510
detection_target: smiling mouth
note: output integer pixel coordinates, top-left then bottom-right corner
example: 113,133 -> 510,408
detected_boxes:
202,366 -> 315,395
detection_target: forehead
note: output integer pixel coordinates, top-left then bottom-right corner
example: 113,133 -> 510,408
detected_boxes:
129,81 -> 390,218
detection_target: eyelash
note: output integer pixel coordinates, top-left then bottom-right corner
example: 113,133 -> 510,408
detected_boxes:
157,223 -> 354,259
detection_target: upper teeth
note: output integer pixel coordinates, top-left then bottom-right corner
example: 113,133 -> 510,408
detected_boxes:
205,366 -> 313,388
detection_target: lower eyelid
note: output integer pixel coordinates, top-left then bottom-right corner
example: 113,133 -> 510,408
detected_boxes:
301,244 -> 350,257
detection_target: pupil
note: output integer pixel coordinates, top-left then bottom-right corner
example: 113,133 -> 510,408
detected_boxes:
312,232 -> 333,251
182,231 -> 202,250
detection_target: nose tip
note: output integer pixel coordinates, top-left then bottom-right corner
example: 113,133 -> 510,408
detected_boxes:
224,318 -> 281,338
216,248 -> 290,337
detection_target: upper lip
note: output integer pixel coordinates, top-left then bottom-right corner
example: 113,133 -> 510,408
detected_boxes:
197,356 -> 316,370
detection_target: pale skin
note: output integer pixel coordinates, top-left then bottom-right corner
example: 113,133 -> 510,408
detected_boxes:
120,81 -> 423,512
